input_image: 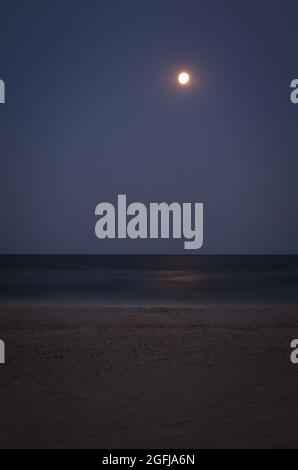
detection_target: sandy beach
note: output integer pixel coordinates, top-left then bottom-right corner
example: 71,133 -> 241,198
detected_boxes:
0,306 -> 298,449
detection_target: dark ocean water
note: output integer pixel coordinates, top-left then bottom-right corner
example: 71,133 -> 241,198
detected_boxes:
0,255 -> 298,307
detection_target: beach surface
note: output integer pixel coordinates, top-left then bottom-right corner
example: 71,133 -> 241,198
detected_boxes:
0,306 -> 298,449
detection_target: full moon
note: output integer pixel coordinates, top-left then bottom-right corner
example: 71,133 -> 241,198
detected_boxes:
178,71 -> 190,86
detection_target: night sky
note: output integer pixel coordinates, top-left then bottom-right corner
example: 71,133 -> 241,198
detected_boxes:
0,0 -> 297,254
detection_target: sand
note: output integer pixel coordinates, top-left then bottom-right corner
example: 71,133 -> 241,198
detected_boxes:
0,306 -> 298,449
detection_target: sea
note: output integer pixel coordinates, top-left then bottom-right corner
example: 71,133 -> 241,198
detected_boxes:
0,255 -> 297,308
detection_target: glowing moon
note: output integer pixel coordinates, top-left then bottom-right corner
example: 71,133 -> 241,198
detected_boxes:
178,71 -> 190,86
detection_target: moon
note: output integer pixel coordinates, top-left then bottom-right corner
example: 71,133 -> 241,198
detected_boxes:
178,71 -> 191,86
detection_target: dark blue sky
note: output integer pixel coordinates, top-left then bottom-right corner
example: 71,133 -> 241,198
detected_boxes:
0,0 -> 297,254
